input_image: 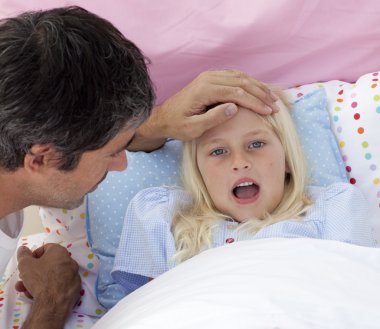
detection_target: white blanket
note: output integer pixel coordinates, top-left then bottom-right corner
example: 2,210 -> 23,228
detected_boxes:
93,238 -> 380,329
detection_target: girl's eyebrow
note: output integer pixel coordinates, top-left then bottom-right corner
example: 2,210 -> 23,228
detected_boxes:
200,129 -> 271,147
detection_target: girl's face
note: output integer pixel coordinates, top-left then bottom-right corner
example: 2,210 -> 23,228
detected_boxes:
196,107 -> 287,222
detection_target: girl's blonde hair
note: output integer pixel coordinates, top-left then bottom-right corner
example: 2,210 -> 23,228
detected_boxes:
172,93 -> 312,263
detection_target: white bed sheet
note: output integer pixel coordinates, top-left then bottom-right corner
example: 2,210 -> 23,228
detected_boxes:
94,238 -> 380,329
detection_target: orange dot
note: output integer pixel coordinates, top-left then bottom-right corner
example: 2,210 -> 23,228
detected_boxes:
371,84 -> 378,88
337,98 -> 344,103
45,227 -> 51,233
357,127 -> 364,134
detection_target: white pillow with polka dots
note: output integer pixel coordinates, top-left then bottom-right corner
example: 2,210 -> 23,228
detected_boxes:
286,71 -> 380,245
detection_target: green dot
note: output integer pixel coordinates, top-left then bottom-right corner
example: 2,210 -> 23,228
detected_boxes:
362,141 -> 369,148
374,94 -> 380,102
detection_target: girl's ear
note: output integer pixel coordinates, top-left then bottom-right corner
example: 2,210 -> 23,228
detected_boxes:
23,144 -> 58,173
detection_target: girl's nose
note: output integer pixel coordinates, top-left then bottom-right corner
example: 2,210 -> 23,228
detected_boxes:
232,153 -> 251,171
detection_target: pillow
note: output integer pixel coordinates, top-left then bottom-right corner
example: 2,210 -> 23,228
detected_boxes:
286,71 -> 380,244
328,72 -> 380,244
87,88 -> 348,308
291,89 -> 347,186
87,140 -> 183,308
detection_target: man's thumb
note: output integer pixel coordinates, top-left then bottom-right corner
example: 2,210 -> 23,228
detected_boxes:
222,103 -> 238,117
17,245 -> 33,261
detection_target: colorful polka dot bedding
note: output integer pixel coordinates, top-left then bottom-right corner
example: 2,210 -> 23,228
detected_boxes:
286,71 -> 380,243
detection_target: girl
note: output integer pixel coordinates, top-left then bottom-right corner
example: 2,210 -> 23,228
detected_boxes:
111,96 -> 374,303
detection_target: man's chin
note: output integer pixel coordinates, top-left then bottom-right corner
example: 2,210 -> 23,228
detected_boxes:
50,196 -> 85,210
65,196 -> 86,210
88,184 -> 99,193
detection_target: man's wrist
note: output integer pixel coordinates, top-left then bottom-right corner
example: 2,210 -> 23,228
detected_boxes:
22,296 -> 72,329
127,105 -> 167,152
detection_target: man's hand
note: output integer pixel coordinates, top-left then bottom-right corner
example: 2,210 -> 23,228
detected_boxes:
16,243 -> 81,329
128,70 -> 279,151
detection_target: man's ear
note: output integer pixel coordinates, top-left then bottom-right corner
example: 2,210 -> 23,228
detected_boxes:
24,144 -> 58,173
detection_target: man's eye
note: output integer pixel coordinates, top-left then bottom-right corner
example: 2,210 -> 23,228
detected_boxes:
111,150 -> 123,158
210,148 -> 226,156
249,141 -> 264,149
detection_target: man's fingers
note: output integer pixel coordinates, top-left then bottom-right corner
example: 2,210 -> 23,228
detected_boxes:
195,70 -> 279,112
191,103 -> 238,135
15,280 -> 26,292
17,246 -> 33,262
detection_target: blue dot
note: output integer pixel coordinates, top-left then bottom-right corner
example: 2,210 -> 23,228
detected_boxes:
376,106 -> 380,114
87,262 -> 94,269
333,115 -> 339,122
365,153 -> 372,160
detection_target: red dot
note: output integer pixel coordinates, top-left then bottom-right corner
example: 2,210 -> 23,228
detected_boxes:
338,89 -> 344,95
350,178 -> 356,184
354,113 -> 360,120
373,72 -> 379,76
225,238 -> 235,244
373,78 -> 379,81
351,102 -> 358,108
346,166 -> 352,172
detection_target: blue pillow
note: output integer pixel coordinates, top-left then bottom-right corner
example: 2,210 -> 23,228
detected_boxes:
87,88 -> 347,308
291,88 -> 348,186
87,139 -> 182,308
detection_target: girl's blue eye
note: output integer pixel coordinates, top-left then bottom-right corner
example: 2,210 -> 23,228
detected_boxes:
211,148 -> 226,156
249,141 -> 264,149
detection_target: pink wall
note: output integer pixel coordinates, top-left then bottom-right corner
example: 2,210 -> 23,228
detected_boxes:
1,0 -> 380,103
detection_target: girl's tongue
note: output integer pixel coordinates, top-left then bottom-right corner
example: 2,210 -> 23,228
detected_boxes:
233,184 -> 259,199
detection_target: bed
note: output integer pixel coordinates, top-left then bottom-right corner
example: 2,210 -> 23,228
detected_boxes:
1,1 -> 380,328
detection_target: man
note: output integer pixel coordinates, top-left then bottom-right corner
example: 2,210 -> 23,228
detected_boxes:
0,6 -> 278,329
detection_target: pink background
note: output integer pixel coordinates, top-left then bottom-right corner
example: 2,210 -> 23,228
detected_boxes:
1,0 -> 380,104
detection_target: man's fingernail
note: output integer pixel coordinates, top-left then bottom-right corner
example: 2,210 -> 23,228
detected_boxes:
272,103 -> 280,112
224,104 -> 237,116
264,106 -> 273,114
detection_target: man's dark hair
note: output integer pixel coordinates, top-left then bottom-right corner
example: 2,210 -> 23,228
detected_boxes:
0,6 -> 155,171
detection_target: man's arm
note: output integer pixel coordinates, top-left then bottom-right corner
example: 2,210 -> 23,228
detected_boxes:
128,70 -> 279,152
16,243 -> 81,329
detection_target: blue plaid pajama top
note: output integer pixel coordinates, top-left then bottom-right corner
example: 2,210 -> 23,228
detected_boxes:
111,182 -> 374,300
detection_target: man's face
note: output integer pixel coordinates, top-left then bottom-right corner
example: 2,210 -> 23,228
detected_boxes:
196,107 -> 287,221
35,129 -> 135,209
